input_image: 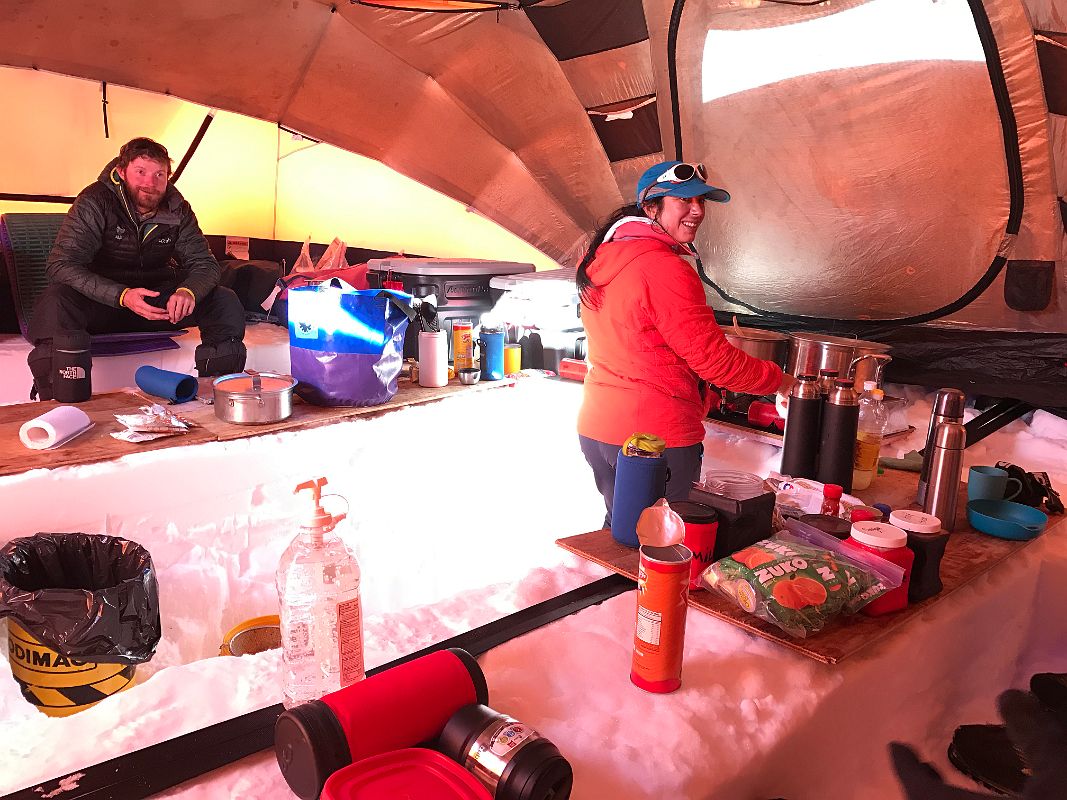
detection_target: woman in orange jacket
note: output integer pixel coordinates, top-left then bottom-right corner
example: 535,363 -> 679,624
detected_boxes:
576,160 -> 794,524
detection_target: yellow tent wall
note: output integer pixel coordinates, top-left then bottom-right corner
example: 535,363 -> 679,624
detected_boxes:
0,67 -> 558,270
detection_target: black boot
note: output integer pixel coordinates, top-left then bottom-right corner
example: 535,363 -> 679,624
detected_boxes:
946,673 -> 1067,794
195,338 -> 247,378
28,341 -> 54,401
947,724 -> 1029,795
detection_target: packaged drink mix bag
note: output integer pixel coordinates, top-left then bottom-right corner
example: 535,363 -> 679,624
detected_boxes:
700,521 -> 903,638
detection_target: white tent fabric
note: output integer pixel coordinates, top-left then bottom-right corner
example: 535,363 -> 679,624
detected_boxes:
0,0 -> 1064,332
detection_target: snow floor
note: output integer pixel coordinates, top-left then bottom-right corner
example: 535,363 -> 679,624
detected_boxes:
1,378 -> 1065,798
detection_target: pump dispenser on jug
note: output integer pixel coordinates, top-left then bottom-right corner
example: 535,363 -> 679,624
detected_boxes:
277,477 -> 365,709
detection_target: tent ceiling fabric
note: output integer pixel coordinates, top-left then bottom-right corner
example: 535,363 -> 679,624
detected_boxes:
1,0 -> 1064,333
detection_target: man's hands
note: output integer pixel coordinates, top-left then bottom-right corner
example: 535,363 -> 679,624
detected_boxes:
121,288 -> 195,323
121,288 -> 169,321
166,290 -> 196,324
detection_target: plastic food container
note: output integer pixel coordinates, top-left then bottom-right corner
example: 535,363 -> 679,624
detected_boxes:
321,748 -> 491,800
889,510 -> 942,536
841,521 -> 914,615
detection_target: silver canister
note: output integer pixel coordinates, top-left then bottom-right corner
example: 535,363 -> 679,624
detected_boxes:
922,421 -> 966,531
917,388 -> 967,505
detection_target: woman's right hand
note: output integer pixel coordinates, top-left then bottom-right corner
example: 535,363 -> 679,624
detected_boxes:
775,372 -> 796,418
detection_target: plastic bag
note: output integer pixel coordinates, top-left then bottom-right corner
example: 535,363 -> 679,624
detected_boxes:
292,235 -> 315,274
289,282 -> 416,406
0,533 -> 161,663
700,521 -> 903,638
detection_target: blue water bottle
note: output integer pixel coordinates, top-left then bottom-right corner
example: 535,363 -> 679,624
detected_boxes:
611,450 -> 669,547
479,325 -> 506,381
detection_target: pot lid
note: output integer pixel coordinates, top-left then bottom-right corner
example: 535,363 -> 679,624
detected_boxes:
723,327 -> 789,342
788,331 -> 891,351
213,372 -> 297,395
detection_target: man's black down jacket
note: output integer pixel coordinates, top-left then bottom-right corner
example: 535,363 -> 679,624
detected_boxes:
45,159 -> 221,308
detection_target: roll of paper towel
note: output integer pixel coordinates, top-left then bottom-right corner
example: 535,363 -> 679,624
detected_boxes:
19,406 -> 94,450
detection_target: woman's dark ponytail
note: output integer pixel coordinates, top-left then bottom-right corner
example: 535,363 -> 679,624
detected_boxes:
576,203 -> 644,309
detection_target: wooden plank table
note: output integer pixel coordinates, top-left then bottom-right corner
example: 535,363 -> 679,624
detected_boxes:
0,378 -> 515,477
558,468 -> 1057,664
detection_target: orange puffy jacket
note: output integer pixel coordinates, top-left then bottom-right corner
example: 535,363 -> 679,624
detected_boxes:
577,219 -> 783,448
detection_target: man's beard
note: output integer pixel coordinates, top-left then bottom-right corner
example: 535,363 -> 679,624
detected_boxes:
127,184 -> 162,214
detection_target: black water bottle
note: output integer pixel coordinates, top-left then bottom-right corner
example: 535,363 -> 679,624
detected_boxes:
816,378 -> 859,492
780,374 -> 822,479
52,331 -> 92,403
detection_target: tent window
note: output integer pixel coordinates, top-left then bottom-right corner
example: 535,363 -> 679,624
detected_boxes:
1036,34 -> 1067,116
526,0 -> 648,61
588,98 -> 661,162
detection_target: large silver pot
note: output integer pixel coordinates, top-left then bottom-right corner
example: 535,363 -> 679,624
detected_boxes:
723,326 -> 791,368
787,332 -> 892,389
213,371 -> 297,425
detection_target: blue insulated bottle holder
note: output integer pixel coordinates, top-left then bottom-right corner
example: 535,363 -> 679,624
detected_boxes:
135,366 -> 199,404
611,450 -> 669,548
479,326 -> 506,381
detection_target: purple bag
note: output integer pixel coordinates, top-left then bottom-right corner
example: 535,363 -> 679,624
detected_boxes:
288,282 -> 416,406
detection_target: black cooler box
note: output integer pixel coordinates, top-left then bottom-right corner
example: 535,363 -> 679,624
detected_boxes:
688,484 -> 776,560
368,257 -> 535,359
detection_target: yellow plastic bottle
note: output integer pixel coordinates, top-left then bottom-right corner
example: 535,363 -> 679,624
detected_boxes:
852,385 -> 887,491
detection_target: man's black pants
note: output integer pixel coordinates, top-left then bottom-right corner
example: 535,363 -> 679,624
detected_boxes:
28,283 -> 247,398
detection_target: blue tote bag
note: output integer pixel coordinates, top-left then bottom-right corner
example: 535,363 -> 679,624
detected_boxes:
288,281 -> 416,406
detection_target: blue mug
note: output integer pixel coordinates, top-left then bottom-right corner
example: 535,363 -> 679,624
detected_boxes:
479,327 -> 505,381
967,466 -> 1023,502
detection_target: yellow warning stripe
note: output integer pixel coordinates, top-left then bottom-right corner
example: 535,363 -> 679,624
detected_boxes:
91,670 -> 136,698
24,685 -> 77,710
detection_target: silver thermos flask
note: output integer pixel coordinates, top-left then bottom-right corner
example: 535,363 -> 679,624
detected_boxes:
922,421 -> 966,531
917,388 -> 967,505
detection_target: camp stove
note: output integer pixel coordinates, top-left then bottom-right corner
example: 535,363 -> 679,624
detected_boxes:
707,387 -> 914,442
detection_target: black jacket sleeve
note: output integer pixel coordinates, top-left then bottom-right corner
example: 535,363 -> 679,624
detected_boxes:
174,207 -> 220,302
46,190 -> 126,307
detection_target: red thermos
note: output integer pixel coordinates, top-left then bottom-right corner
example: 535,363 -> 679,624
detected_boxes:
274,648 -> 488,800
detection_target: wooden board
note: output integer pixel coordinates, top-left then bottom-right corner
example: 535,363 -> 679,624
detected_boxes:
0,391 -> 219,476
557,468 -> 1051,664
0,379 -> 515,477
182,376 -> 516,441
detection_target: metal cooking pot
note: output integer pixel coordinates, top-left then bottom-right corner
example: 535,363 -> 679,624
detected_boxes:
723,326 -> 791,369
787,332 -> 892,389
213,370 -> 297,425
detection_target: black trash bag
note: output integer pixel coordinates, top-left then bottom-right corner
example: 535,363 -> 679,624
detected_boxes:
0,533 -> 161,664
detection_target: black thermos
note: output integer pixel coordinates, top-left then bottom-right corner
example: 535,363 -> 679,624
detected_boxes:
52,331 -> 92,403
780,374 -> 822,479
816,378 -> 859,492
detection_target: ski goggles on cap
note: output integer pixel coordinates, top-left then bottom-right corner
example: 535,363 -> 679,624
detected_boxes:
637,161 -> 730,205
650,162 -> 708,185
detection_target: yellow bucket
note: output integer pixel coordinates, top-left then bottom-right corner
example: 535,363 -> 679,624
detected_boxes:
219,615 -> 281,657
6,619 -> 136,717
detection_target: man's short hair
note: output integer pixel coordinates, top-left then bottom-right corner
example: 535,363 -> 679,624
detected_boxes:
117,137 -> 172,172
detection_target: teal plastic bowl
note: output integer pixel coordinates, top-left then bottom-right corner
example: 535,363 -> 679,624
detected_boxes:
966,499 -> 1048,541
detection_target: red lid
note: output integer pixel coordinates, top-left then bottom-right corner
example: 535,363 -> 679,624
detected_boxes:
322,749 -> 492,800
822,483 -> 843,499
